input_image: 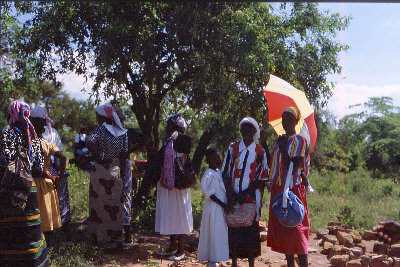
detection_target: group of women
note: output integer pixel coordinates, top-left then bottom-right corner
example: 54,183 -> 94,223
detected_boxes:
154,109 -> 311,267
0,99 -> 311,267
0,101 -> 70,267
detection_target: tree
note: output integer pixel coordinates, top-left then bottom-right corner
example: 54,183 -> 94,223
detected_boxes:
15,2 -> 348,143
335,97 -> 400,179
0,3 -> 44,127
14,1 -> 349,207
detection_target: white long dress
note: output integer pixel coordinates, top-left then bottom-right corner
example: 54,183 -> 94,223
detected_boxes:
198,168 -> 229,262
155,182 -> 193,235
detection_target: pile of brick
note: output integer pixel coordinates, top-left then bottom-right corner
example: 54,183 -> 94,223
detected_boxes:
317,221 -> 400,267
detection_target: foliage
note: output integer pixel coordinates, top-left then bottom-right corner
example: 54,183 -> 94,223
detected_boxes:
0,4 -> 42,125
14,2 -> 348,147
307,169 -> 400,230
313,96 -> 400,180
47,164 -> 400,265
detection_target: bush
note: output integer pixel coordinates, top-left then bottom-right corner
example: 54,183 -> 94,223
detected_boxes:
308,169 -> 400,230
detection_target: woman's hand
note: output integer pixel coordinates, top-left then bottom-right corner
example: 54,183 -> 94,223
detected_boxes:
224,203 -> 234,214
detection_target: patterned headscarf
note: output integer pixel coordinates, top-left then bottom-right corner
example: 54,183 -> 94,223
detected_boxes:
95,103 -> 127,137
8,100 -> 37,156
239,116 -> 260,143
283,106 -> 301,123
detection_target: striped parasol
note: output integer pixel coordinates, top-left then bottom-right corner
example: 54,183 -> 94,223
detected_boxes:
263,74 -> 318,153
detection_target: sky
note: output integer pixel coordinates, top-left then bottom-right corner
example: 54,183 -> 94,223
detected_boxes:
59,3 -> 400,119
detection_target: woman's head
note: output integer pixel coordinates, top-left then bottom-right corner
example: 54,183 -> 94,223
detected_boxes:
8,100 -> 31,127
30,105 -> 53,132
30,117 -> 46,136
282,106 -> 300,135
174,134 -> 192,155
166,113 -> 187,137
96,113 -> 112,125
95,103 -> 123,127
205,147 -> 222,170
7,100 -> 37,140
239,117 -> 260,144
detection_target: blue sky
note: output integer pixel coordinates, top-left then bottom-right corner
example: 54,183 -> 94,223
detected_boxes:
320,3 -> 400,117
60,3 -> 400,119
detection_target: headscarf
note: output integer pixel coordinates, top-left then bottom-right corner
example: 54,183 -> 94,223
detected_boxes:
30,105 -> 54,134
166,113 -> 187,132
283,106 -> 301,123
160,113 -> 187,190
8,100 -> 37,156
95,103 -> 127,137
239,116 -> 260,143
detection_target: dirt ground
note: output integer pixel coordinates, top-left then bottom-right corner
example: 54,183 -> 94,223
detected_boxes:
101,232 -> 331,267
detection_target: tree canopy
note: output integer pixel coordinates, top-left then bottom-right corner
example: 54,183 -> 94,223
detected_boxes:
13,2 -> 349,148
313,96 -> 400,181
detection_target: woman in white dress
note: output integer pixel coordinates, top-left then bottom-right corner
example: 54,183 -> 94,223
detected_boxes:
155,113 -> 193,260
198,148 -> 229,267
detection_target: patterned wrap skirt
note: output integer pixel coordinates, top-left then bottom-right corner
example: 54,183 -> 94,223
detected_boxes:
228,219 -> 261,259
0,182 -> 49,267
50,161 -> 71,225
87,161 -> 123,244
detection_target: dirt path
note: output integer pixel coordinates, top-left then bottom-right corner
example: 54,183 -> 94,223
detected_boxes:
101,233 -> 331,267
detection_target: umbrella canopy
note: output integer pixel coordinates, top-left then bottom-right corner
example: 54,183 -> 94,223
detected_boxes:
263,74 -> 318,153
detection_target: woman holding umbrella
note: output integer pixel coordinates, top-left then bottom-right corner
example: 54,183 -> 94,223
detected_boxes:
266,106 -> 311,267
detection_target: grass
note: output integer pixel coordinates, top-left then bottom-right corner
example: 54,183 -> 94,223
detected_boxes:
307,168 -> 400,231
48,165 -> 400,266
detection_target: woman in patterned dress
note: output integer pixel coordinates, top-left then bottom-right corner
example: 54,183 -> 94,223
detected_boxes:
267,107 -> 311,267
85,103 -> 128,248
0,100 -> 49,267
221,117 -> 269,267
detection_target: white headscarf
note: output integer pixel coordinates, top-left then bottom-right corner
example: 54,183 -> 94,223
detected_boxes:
30,105 -> 55,134
239,116 -> 260,143
96,103 -> 127,137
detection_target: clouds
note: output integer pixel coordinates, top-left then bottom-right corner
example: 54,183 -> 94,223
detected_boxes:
59,71 -> 399,119
327,82 -> 400,119
57,72 -> 93,100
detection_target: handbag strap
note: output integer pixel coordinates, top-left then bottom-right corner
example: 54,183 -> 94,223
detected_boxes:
239,150 -> 249,193
282,161 -> 294,209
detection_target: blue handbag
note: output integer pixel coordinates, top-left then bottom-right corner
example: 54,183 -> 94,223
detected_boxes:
271,160 -> 305,228
271,190 -> 305,227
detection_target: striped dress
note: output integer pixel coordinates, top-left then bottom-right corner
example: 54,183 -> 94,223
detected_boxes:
0,127 -> 49,267
267,134 -> 310,255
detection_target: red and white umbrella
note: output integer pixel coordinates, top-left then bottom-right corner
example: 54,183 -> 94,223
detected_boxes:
263,74 -> 318,153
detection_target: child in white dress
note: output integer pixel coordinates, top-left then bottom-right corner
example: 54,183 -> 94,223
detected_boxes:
198,148 -> 229,267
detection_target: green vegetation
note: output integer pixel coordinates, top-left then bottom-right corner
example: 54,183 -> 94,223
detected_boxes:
47,164 -> 399,266
307,169 -> 400,230
2,2 -> 400,265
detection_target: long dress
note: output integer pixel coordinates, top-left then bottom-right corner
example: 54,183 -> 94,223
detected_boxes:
155,184 -> 193,235
0,127 -> 49,267
222,140 -> 269,259
35,138 -> 62,232
198,168 -> 229,262
267,134 -> 310,255
86,124 -> 128,244
43,126 -> 71,225
155,151 -> 193,235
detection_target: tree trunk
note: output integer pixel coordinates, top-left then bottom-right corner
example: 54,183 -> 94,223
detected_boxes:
191,123 -> 219,175
131,122 -> 218,218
